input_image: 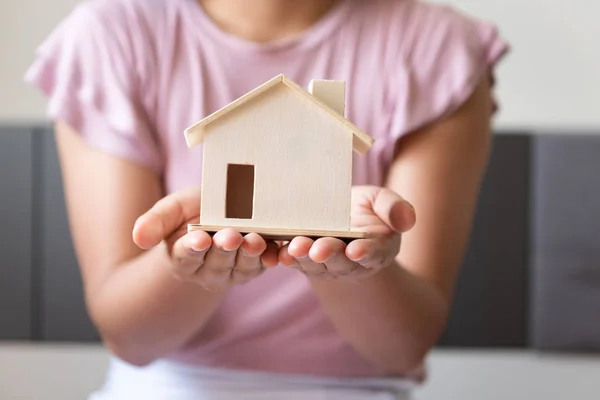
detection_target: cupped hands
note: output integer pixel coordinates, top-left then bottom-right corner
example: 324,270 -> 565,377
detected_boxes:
130,185 -> 416,289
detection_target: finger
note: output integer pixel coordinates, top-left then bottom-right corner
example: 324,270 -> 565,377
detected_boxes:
164,222 -> 192,250
231,264 -> 265,284
309,238 -> 359,276
133,186 -> 201,249
239,232 -> 268,258
261,241 -> 281,268
195,229 -> 243,289
310,237 -> 356,276
287,237 -> 328,277
287,236 -> 313,259
170,230 -> 212,276
372,188 -> 416,233
345,237 -> 398,269
278,245 -> 299,268
307,237 -> 346,264
231,233 -> 267,283
323,255 -> 360,277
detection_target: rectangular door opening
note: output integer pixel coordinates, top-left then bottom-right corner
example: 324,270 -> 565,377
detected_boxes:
226,163 -> 255,219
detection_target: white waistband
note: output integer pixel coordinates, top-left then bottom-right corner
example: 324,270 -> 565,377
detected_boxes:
89,357 -> 415,400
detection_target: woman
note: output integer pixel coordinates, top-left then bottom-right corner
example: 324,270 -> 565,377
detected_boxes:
25,0 -> 508,398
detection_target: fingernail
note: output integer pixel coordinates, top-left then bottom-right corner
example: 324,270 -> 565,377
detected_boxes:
214,238 -> 234,252
353,254 -> 368,262
403,201 -> 416,224
322,253 -> 339,263
187,236 -> 208,252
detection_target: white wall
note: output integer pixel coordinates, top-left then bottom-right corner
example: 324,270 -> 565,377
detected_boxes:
429,0 -> 600,130
0,0 -> 80,122
1,0 -> 599,130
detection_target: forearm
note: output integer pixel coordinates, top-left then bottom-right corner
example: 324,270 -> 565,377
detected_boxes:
309,264 -> 448,375
89,244 -> 226,366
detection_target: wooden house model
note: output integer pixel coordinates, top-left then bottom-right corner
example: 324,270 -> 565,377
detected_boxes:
184,74 -> 375,240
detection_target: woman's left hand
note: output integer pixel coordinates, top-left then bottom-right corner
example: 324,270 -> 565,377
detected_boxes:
278,185 -> 416,280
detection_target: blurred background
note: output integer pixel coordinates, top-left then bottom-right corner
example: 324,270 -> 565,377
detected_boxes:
1,0 -> 599,399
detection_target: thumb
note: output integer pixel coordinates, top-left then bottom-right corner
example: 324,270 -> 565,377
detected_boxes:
132,185 -> 201,249
372,188 -> 416,233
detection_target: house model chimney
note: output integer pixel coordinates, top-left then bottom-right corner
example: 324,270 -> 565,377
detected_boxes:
308,79 -> 346,116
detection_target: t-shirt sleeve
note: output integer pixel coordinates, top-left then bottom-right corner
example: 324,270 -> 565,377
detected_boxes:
24,4 -> 164,174
389,3 -> 509,141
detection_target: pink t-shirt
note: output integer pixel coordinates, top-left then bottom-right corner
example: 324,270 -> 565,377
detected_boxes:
26,0 -> 508,379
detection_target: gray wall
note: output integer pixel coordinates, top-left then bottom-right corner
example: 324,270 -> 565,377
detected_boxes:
0,127 -> 34,339
438,133 -> 531,347
0,125 -> 98,341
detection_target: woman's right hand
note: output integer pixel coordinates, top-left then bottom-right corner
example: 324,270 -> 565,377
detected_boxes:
131,185 -> 280,291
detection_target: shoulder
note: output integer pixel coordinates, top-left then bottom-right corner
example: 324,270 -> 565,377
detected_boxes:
58,0 -> 178,47
354,0 -> 506,65
398,1 -> 507,69
47,0 -> 187,56
350,0 -> 509,143
35,0 -> 187,87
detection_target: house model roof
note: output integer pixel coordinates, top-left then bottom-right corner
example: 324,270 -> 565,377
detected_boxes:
184,74 -> 375,155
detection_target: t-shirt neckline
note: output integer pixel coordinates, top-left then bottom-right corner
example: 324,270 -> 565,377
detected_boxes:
184,0 -> 354,54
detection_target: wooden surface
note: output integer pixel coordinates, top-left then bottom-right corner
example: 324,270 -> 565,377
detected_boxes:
308,79 -> 346,116
184,74 -> 374,154
188,224 -> 372,241
199,83 -> 354,232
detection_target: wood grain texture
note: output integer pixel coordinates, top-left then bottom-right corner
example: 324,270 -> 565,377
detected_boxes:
308,79 -> 346,116
188,224 -> 372,241
200,84 -> 353,232
184,74 -> 374,154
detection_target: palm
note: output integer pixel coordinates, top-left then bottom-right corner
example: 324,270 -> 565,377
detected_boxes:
278,185 -> 415,280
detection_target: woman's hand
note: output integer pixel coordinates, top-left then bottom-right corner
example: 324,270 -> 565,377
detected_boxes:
131,185 -> 280,291
278,186 -> 416,280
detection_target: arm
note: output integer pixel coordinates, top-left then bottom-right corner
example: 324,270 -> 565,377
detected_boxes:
54,121 -> 226,366
308,76 -> 494,374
